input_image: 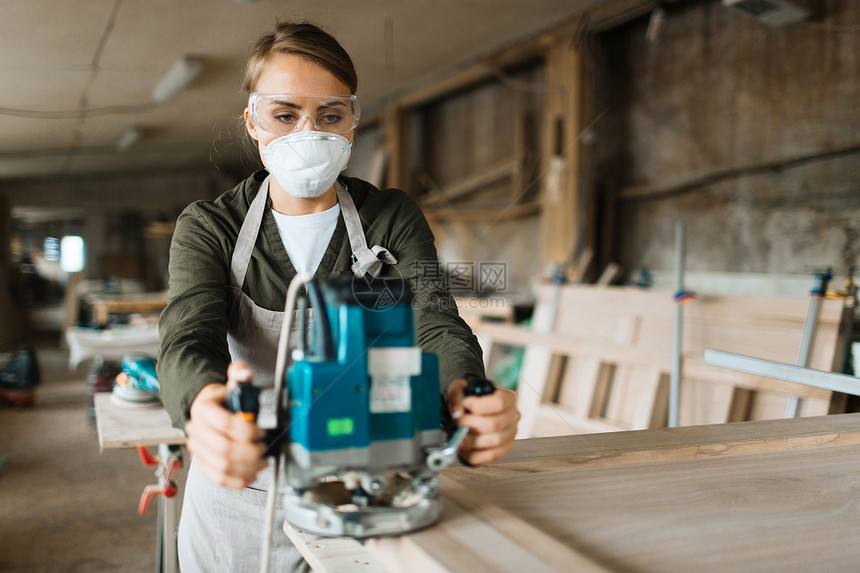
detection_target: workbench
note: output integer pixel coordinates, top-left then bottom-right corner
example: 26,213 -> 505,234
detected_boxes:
94,387 -> 860,572
88,290 -> 168,327
94,392 -> 185,449
94,393 -> 186,573
293,413 -> 860,572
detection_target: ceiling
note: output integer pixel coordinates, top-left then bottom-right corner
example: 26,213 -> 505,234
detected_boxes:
0,0 -> 606,181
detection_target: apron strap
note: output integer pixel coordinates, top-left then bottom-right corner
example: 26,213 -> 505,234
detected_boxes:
232,177 -> 396,285
230,177 -> 270,288
336,181 -> 398,278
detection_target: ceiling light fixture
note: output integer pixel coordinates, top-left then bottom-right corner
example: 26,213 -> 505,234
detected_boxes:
116,125 -> 143,152
150,56 -> 203,105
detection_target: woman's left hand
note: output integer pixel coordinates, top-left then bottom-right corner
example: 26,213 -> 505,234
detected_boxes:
447,379 -> 520,466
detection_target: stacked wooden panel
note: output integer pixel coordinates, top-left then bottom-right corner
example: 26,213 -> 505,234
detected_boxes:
475,284 -> 854,437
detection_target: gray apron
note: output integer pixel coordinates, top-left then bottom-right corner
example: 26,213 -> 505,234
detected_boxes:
179,176 -> 396,573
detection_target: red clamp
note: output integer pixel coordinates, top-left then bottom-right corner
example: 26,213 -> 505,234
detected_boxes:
139,482 -> 178,514
137,445 -> 159,466
137,445 -> 183,515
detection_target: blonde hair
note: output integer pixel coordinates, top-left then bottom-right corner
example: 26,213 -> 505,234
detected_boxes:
242,22 -> 358,94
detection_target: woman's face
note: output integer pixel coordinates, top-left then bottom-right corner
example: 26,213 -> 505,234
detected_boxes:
244,53 -> 354,150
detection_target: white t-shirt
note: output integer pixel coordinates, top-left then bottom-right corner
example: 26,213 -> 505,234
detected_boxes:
271,203 -> 341,274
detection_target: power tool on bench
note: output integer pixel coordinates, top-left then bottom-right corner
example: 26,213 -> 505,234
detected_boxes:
113,354 -> 161,406
226,275 -> 494,540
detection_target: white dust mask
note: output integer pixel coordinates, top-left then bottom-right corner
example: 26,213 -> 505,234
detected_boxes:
262,131 -> 352,199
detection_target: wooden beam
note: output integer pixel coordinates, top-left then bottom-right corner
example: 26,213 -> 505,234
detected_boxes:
422,156 -> 522,206
423,202 -> 540,222
395,33 -> 555,110
619,141 -> 860,201
368,1 -> 670,117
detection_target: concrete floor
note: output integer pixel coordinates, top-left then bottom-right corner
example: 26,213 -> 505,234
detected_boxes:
0,333 -> 188,573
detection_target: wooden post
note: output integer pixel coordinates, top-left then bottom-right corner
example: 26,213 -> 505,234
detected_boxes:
382,103 -> 409,192
540,31 -> 586,281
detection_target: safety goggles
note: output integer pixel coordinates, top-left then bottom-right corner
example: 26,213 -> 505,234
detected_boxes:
248,93 -> 360,136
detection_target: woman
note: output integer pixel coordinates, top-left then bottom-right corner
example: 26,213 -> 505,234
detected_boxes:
157,21 -> 519,572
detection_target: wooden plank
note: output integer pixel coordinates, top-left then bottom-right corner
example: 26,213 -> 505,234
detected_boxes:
283,525 -> 385,573
476,322 -> 670,371
439,477 -> 610,573
461,443 -> 860,573
94,392 -> 186,450
476,284 -> 851,437
370,498 -> 543,573
368,478 -> 611,573
532,404 -> 629,436
507,285 -> 561,438
445,412 -> 860,481
548,287 -> 847,330
372,414 -> 860,572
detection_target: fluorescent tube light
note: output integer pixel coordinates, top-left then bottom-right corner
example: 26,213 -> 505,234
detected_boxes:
116,125 -> 143,152
150,56 -> 203,105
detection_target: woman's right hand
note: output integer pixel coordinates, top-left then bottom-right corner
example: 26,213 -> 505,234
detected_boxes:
184,361 -> 269,489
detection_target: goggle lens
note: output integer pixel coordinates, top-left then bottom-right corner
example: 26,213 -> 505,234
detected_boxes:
250,93 -> 360,136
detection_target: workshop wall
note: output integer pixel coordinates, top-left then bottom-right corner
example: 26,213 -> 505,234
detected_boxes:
0,168 -> 234,290
596,0 -> 860,280
409,65 -> 545,296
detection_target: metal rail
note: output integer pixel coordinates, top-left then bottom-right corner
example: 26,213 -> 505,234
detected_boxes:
704,349 -> 860,397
